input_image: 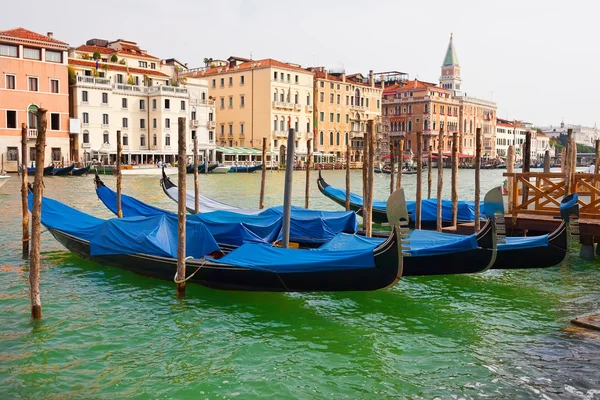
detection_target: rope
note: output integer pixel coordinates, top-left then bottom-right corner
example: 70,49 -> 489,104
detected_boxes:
174,256 -> 206,284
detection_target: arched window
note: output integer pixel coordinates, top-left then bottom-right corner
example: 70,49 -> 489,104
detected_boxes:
354,88 -> 361,106
274,116 -> 278,131
329,132 -> 334,146
408,121 -> 412,132
153,134 -> 157,147
424,120 -> 429,131
319,131 -> 324,146
280,118 -> 284,131
345,132 -> 349,145
336,132 -> 340,146
165,134 -> 171,146
140,134 -> 146,147
469,120 -> 473,133
273,89 -> 278,102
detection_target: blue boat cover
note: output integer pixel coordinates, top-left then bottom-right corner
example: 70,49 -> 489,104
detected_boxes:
96,185 -> 357,245
321,184 -> 484,221
90,214 -> 220,259
209,242 -> 375,273
500,235 -> 549,250
320,230 -> 479,257
30,194 -> 220,259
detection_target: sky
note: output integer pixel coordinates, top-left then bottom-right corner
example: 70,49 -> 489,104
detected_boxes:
2,0 -> 598,127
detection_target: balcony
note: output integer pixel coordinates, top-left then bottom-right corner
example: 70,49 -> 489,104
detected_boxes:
27,129 -> 38,140
307,132 -> 314,139
295,131 -> 302,139
191,120 -> 200,128
75,75 -> 111,87
350,131 -> 364,139
273,101 -> 284,109
101,102 -> 109,107
350,104 -> 366,112
190,99 -> 215,107
294,104 -> 302,111
306,105 -> 313,112
273,130 -> 288,138
207,121 -> 216,129
113,83 -> 146,94
140,144 -> 148,150
101,124 -> 109,129
82,142 -> 91,148
147,86 -> 188,96
283,102 -> 294,110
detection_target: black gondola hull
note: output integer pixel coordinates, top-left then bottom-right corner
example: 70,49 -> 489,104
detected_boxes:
49,228 -> 402,292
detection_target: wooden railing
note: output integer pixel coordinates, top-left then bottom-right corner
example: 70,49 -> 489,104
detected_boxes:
504,172 -> 600,219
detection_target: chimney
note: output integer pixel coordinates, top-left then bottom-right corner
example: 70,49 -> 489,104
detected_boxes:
341,72 -> 346,82
414,80 -> 417,88
325,70 -> 328,80
369,70 -> 374,87
184,63 -> 188,68
47,32 -> 53,39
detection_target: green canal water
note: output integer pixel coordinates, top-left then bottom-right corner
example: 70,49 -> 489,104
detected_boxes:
1,170 -> 599,399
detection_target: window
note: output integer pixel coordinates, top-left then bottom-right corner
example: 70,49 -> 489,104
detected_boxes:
122,98 -> 127,109
240,95 -> 245,107
164,99 -> 170,110
139,61 -> 147,68
29,147 -> 36,162
274,72 -> 278,80
274,117 -> 278,131
320,81 -> 324,88
48,79 -> 59,93
140,135 -> 146,147
377,99 -> 380,109
366,98 -> 369,108
329,132 -> 333,145
228,77 -> 233,86
287,74 -> 290,82
140,99 -> 145,110
220,97 -> 224,109
228,97 -> 233,108
153,118 -> 157,128
329,113 -> 334,123
307,94 -> 311,105
103,133 -> 109,144
123,135 -> 128,146
45,50 -> 62,63
319,131 -> 324,146
330,93 -> 334,103
320,92 -> 324,102
82,112 -> 89,124
81,91 -> 89,103
153,134 -> 157,147
336,132 -> 340,146
122,117 -> 128,128
23,48 -> 40,60
337,94 -> 340,104
152,99 -> 157,110
191,111 -> 196,121
319,112 -> 324,122
165,134 -> 171,146
180,100 -> 186,111
295,75 -> 299,83
228,124 -> 233,135
345,114 -> 349,124
240,123 -> 245,135
28,77 -> 38,91
220,125 -> 225,136
140,119 -> 146,129
209,131 -> 213,141
7,147 -> 18,161
6,110 -> 16,128
0,44 -> 17,57
83,131 -> 89,144
102,92 -> 108,104
50,113 -> 60,130
5,74 -> 15,89
150,63 -> 156,69
165,118 -> 171,129
220,78 -> 224,87
240,75 -> 245,85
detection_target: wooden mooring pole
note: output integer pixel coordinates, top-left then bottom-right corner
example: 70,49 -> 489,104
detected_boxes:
415,131 -> 423,229
364,121 -> 375,237
474,127 -> 482,232
193,135 -> 199,213
345,144 -> 351,210
305,138 -> 311,208
507,145 -> 515,213
259,138 -> 267,209
30,108 -> 47,320
543,150 -> 550,173
176,117 -> 187,296
595,139 -> 600,174
451,132 -> 459,227
396,139 -> 403,190
389,142 -> 395,195
522,131 -> 532,204
437,128 -> 444,232
427,144 -> 432,199
21,123 -> 29,258
116,130 -> 123,218
281,126 -> 296,248
565,128 -> 573,195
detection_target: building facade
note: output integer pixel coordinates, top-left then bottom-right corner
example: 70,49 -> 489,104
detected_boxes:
310,68 -> 383,163
185,57 -> 314,164
69,38 -> 214,165
539,121 -> 599,147
0,28 -> 70,172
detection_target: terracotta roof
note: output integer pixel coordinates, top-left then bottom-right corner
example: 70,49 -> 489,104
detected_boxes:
186,58 -> 311,77
73,44 -> 159,60
0,27 -> 68,45
313,70 -> 382,89
69,59 -> 169,77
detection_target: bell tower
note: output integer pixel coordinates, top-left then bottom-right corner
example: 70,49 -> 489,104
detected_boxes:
440,33 -> 462,95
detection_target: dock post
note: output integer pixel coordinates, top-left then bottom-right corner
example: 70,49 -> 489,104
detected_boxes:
389,142 -> 395,195
396,139 -> 403,190
565,128 -> 573,195
305,138 -> 311,208
116,130 -> 123,218
437,128 -> 444,232
427,144 -> 433,199
364,120 -> 375,237
521,131 -> 532,205
543,150 -> 551,173
193,135 -> 199,213
21,123 -> 29,258
595,139 -> 600,174
507,145 -> 515,214
474,127 -> 482,232
260,138 -> 267,209
345,144 -> 351,210
281,126 -> 296,248
30,108 -> 47,319
415,131 -> 423,229
451,132 -> 459,227
560,148 -> 566,174
176,117 -> 187,296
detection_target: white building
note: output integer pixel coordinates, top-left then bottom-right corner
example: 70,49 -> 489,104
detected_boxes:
495,118 -> 526,161
539,121 -> 599,147
69,38 -> 215,165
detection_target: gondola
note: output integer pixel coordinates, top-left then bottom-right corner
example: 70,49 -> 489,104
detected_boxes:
317,170 -> 482,228
30,189 -> 403,292
229,164 -> 262,173
21,164 -> 54,176
70,166 -> 90,176
52,164 -> 75,176
186,162 -> 206,174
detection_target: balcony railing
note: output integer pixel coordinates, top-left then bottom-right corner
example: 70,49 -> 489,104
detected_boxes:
295,131 -> 302,139
273,101 -> 284,109
147,86 -> 188,95
28,129 -> 38,140
75,76 -> 111,87
207,121 -> 216,129
113,83 -> 146,94
82,143 -> 91,148
101,124 -> 109,128
306,104 -> 313,112
190,99 -> 215,106
273,130 -> 288,138
350,131 -> 364,139
191,120 -> 200,128
294,104 -> 302,111
283,102 -> 294,110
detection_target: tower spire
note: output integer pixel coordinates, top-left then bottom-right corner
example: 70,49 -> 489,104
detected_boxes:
439,33 -> 462,95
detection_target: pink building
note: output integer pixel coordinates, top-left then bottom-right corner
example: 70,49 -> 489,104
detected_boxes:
0,28 -> 70,172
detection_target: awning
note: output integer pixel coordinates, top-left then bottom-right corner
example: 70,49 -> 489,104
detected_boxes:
215,146 -> 276,155
442,153 -> 474,159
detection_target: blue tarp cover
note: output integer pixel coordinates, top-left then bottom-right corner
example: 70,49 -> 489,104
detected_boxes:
322,184 -> 484,221
209,243 -> 376,273
96,185 -> 358,245
320,230 -> 479,256
31,194 -> 220,259
501,235 -> 549,250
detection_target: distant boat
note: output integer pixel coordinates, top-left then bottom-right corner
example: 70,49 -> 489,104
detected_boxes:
212,165 -> 230,174
229,164 -> 262,173
71,166 -> 90,176
53,164 -> 75,176
20,164 -> 54,176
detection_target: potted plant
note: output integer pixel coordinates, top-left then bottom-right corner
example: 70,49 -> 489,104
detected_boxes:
110,54 -> 118,63
92,51 -> 101,60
